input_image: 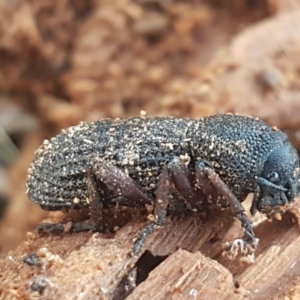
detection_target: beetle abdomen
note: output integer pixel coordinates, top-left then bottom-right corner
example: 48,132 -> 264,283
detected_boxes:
26,117 -> 192,209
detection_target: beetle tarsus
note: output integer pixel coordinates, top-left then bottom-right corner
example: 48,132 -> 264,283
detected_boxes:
224,237 -> 259,260
37,222 -> 93,234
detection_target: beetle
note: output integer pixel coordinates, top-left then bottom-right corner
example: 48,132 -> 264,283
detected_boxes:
26,114 -> 300,256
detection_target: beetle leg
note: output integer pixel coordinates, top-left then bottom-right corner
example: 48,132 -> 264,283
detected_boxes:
195,160 -> 259,255
88,158 -> 154,230
250,186 -> 260,216
37,222 -> 93,234
133,157 -> 206,255
90,158 -> 153,206
167,157 -> 209,206
37,172 -> 97,234
38,159 -> 154,234
166,157 -> 195,201
133,164 -> 170,254
86,167 -> 103,231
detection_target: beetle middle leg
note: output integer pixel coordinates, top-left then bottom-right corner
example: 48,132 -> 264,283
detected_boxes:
133,157 -> 203,255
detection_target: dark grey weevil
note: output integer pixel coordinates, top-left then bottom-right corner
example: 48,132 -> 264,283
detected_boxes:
26,114 -> 300,256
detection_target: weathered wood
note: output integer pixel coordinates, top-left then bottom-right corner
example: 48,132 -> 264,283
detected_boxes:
1,204 -> 300,299
126,249 -> 244,300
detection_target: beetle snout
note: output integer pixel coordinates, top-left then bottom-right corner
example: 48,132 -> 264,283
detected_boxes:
257,192 -> 285,209
256,191 -> 289,217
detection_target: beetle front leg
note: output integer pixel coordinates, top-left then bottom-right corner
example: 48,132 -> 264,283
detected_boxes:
250,186 -> 260,216
196,160 -> 259,257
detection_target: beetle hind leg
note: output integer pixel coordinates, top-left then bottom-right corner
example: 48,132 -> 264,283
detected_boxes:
37,158 -> 154,235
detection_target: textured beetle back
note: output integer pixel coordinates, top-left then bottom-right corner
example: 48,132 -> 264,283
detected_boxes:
26,121 -> 109,210
26,117 -> 193,209
26,114 -> 295,210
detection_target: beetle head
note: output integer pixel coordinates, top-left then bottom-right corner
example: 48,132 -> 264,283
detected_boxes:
251,142 -> 300,216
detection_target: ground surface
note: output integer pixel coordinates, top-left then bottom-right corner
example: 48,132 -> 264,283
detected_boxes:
1,205 -> 300,299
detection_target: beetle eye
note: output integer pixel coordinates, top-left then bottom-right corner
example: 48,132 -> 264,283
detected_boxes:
268,172 -> 279,183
